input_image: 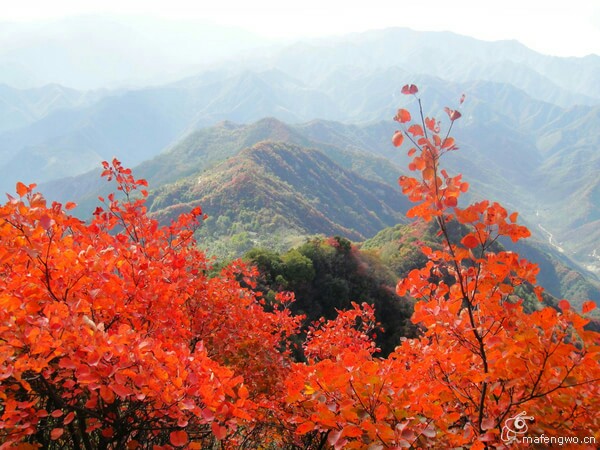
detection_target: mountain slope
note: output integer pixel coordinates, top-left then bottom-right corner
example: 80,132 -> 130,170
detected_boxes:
39,117 -> 406,213
147,141 -> 410,255
362,221 -> 600,309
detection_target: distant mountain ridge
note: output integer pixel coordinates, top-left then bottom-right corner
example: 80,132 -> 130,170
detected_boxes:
1,26 -> 598,274
262,28 -> 600,104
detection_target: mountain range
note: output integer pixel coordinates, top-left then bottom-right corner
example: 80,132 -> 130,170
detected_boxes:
1,25 -> 599,294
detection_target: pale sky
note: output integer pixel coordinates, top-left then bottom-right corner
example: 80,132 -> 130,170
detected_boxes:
2,0 -> 600,57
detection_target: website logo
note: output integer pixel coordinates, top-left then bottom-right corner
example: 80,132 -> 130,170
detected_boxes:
501,411 -> 535,444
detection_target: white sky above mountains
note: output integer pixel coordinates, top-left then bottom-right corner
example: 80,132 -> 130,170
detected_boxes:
2,0 -> 600,57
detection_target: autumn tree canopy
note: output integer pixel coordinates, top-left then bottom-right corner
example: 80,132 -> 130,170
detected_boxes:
1,86 -> 599,449
284,85 -> 600,449
0,160 -> 301,448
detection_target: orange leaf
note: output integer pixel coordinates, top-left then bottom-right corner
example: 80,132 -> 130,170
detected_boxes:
408,124 -> 424,137
445,196 -> 457,207
442,137 -> 455,149
170,430 -> 189,447
342,425 -> 363,438
392,131 -> 404,147
16,181 -> 28,197
423,167 -> 434,181
374,403 -> 388,421
238,384 -> 249,400
582,300 -> 596,314
296,421 -> 315,435
558,299 -> 570,311
471,441 -> 485,450
394,108 -> 411,123
462,234 -> 479,249
425,117 -> 438,132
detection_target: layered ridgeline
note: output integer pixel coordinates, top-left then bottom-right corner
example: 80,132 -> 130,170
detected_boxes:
34,88 -> 600,274
1,27 -> 598,274
5,71 -> 599,197
147,141 -> 409,256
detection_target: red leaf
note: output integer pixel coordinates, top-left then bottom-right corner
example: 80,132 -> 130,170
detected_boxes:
558,299 -> 570,311
170,430 -> 189,447
64,411 -> 75,425
342,425 -> 363,438
462,234 -> 479,249
582,301 -> 596,314
100,385 -> 116,404
407,147 -> 417,157
51,428 -> 64,440
444,107 -> 462,121
408,124 -> 424,137
110,383 -> 132,398
392,131 -> 404,147
460,93 -> 466,105
401,84 -> 419,95
394,108 -> 411,123
211,422 -> 227,440
65,202 -> 77,210
425,117 -> 439,132
445,196 -> 457,207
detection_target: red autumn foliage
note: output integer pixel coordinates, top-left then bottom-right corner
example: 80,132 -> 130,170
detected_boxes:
283,85 -> 600,449
0,159 -> 301,448
2,85 -> 599,450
